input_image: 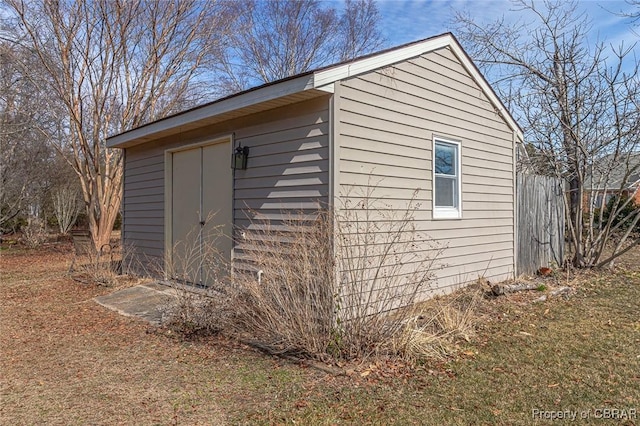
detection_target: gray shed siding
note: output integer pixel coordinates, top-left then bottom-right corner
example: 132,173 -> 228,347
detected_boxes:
335,46 -> 515,295
122,96 -> 330,275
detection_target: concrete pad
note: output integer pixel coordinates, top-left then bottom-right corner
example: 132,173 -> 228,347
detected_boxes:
94,283 -> 177,325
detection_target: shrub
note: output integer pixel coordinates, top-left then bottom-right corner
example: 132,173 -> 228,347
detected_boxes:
160,214 -> 232,335
162,286 -> 229,337
226,210 -> 336,358
51,184 -> 81,234
226,188 -> 444,361
162,189 -> 448,362
20,218 -> 47,248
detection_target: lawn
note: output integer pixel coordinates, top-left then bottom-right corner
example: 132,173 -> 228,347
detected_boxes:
1,242 -> 639,425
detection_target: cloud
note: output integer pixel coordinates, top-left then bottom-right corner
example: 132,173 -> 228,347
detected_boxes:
378,0 -> 526,45
378,0 -> 639,58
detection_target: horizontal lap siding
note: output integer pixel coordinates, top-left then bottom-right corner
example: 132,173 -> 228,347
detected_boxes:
123,147 -> 166,272
122,96 -> 330,276
233,99 -> 330,275
234,97 -> 329,223
337,46 -> 515,297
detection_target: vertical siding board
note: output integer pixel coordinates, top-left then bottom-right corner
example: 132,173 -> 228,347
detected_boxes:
337,46 -> 516,298
516,173 -> 565,274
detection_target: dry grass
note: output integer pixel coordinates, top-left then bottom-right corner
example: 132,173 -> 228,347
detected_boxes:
0,244 -> 311,425
2,241 -> 639,425
67,230 -> 124,286
397,289 -> 481,361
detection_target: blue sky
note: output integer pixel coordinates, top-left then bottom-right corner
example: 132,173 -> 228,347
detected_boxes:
375,0 -> 639,54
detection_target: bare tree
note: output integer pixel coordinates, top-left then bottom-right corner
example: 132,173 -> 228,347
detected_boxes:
5,0 -> 233,251
1,38 -> 28,227
51,183 -> 81,235
0,34 -> 61,231
455,0 -> 640,268
218,0 -> 384,94
337,0 -> 385,62
620,0 -> 640,23
48,150 -> 82,234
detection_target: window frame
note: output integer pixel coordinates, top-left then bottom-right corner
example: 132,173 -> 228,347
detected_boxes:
432,137 -> 462,219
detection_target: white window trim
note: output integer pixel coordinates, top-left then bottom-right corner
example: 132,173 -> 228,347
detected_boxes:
433,137 -> 462,219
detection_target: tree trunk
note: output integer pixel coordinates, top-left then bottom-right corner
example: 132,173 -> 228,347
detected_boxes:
568,176 -> 584,267
89,200 -> 120,253
86,167 -> 122,253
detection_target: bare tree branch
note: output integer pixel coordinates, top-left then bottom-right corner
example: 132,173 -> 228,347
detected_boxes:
455,0 -> 640,268
5,0 -> 234,250
217,0 -> 384,94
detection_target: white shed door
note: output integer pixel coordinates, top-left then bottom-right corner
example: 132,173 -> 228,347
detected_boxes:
170,141 -> 232,286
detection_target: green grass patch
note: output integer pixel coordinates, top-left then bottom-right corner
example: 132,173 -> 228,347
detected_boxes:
236,271 -> 640,425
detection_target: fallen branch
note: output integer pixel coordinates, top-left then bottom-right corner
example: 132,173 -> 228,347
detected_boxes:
534,286 -> 573,303
242,339 -> 346,376
491,281 -> 539,296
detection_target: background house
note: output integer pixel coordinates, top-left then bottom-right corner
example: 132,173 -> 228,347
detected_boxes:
107,33 -> 523,298
584,153 -> 640,210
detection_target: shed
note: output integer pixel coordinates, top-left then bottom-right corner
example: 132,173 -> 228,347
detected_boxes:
107,33 -> 523,297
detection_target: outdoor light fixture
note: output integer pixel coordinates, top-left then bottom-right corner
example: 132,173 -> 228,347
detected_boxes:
232,144 -> 249,170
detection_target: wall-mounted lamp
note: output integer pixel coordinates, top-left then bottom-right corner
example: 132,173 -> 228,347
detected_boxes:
232,144 -> 249,170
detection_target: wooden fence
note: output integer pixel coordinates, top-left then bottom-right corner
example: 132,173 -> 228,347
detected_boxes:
517,173 -> 565,275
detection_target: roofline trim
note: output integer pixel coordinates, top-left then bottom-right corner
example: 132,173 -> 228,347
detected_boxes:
312,33 -> 522,140
446,37 -> 524,141
313,35 -> 451,87
107,74 -> 314,148
108,32 -> 523,148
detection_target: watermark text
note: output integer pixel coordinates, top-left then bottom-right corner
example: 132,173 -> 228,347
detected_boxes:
532,408 -> 637,421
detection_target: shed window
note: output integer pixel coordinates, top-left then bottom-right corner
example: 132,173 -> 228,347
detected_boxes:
433,138 -> 461,219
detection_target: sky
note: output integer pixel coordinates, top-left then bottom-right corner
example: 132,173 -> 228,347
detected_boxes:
374,0 -> 639,55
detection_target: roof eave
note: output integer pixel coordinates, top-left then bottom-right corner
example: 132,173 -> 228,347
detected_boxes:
107,73 -> 316,148
108,32 -> 523,149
